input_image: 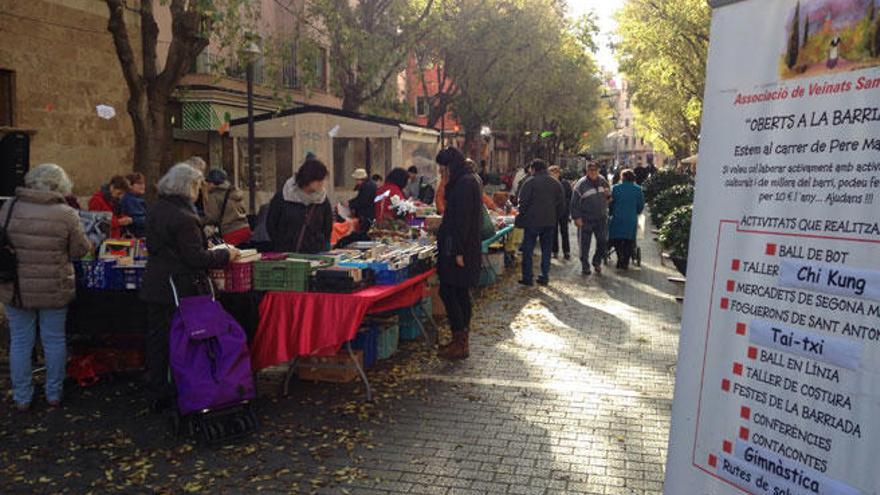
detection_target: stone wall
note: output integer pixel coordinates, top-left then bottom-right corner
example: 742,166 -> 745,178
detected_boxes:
0,0 -> 137,195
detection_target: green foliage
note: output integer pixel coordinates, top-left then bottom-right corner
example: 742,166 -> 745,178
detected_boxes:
308,0 -> 434,111
642,170 -> 692,205
657,204 -> 693,259
787,2 -> 800,69
615,0 -> 710,159
650,183 -> 694,225
409,0 -> 604,158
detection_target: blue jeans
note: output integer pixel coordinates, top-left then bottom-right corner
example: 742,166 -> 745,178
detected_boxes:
521,226 -> 555,282
5,305 -> 68,405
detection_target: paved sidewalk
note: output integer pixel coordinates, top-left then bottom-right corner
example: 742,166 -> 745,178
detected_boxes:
0,235 -> 681,494
329,237 -> 682,495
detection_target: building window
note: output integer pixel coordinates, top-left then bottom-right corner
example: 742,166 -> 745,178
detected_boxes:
316,47 -> 328,90
626,98 -> 630,109
625,118 -> 629,128
0,69 -> 14,127
282,45 -> 299,89
624,137 -> 629,147
415,96 -> 429,116
640,137 -> 644,146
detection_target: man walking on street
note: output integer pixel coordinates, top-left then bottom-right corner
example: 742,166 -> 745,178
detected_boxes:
549,165 -> 572,260
515,159 -> 564,286
571,162 -> 611,276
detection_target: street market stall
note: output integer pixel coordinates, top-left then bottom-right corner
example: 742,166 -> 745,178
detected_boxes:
228,105 -> 440,204
65,193 -> 515,400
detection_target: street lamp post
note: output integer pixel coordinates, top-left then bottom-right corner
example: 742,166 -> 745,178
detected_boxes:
244,40 -> 261,215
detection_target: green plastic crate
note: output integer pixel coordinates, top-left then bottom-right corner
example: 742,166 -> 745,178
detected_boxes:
287,253 -> 335,268
253,259 -> 311,291
378,324 -> 399,360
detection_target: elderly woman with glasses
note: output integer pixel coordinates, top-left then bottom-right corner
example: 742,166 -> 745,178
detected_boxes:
139,163 -> 239,411
0,164 -> 91,411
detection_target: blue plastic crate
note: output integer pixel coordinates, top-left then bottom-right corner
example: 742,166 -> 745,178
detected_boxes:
351,325 -> 379,368
375,267 -> 409,285
74,259 -> 116,289
110,265 -> 146,291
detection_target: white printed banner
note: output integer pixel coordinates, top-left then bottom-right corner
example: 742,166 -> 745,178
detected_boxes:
664,0 -> 880,493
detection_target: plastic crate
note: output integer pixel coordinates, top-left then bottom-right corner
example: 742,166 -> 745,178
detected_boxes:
377,324 -> 399,360
395,307 -> 422,341
350,325 -> 379,368
110,264 -> 146,291
74,259 -> 116,289
287,253 -> 335,268
375,266 -> 409,285
253,259 -> 311,291
209,262 -> 253,293
478,266 -> 497,286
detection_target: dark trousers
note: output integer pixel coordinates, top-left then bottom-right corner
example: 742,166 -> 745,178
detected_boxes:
611,238 -> 635,268
439,283 -> 472,334
145,303 -> 175,401
553,218 -> 571,256
521,225 -> 555,282
579,218 -> 608,269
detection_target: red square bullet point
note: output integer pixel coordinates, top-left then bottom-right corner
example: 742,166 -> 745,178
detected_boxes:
731,259 -> 741,271
723,440 -> 732,454
722,379 -> 731,392
726,280 -> 735,292
766,243 -> 777,256
708,454 -> 717,468
733,362 -> 743,376
748,347 -> 758,360
739,427 -> 750,440
736,323 -> 747,336
720,298 -> 730,310
740,406 -> 751,420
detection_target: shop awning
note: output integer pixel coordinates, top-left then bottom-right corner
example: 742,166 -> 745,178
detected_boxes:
399,123 -> 440,144
182,102 -> 222,131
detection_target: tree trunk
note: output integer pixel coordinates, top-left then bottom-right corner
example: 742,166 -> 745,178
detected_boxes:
462,126 -> 481,160
128,89 -> 172,197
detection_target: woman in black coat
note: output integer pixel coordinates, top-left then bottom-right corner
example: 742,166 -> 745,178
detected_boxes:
267,159 -> 333,254
140,163 -> 237,411
435,147 -> 483,359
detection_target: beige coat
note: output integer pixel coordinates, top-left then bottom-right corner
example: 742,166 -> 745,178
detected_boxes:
0,188 -> 91,308
203,182 -> 249,235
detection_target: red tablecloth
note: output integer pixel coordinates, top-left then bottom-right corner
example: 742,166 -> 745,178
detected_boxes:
251,269 -> 435,370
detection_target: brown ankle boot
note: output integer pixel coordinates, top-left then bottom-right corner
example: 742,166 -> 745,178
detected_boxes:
438,331 -> 469,360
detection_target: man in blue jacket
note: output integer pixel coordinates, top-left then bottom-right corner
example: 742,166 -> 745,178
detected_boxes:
571,162 -> 611,275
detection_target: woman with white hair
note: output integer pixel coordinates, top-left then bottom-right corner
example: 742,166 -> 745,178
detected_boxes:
139,163 -> 239,411
0,163 -> 91,411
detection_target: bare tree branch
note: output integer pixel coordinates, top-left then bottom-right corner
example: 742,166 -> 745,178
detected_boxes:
105,0 -> 144,97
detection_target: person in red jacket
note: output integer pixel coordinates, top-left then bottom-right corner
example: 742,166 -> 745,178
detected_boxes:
88,175 -> 133,238
374,167 -> 409,224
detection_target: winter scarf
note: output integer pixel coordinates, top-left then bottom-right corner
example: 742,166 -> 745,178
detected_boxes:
282,177 -> 327,205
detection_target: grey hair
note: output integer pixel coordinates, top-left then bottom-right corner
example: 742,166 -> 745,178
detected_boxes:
24,163 -> 73,195
157,163 -> 203,197
185,156 -> 207,173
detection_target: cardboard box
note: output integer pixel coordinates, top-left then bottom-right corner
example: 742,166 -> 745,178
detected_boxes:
296,350 -> 364,383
